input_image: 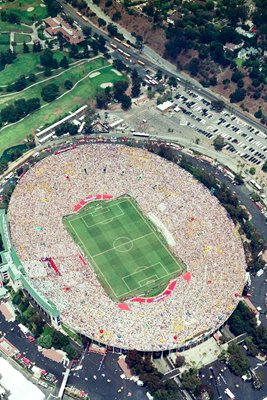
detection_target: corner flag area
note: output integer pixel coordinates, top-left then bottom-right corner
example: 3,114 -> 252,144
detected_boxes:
63,197 -> 186,301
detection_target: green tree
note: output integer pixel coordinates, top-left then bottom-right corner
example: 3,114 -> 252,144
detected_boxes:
28,73 -> 37,83
249,167 -> 256,175
60,56 -> 69,69
262,161 -> 267,172
40,49 -> 54,68
181,369 -> 201,392
23,42 -> 29,53
38,335 -> 52,349
64,80 -> 73,90
120,94 -> 132,110
175,355 -> 185,368
41,83 -> 59,102
228,343 -> 250,376
213,135 -> 224,151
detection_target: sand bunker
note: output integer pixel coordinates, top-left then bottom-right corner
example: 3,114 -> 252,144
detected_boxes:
100,82 -> 113,88
90,71 -> 101,78
111,69 -> 122,76
40,3 -> 46,7
27,6 -> 34,12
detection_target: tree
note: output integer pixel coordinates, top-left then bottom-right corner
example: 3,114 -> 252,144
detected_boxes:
112,11 -> 122,22
40,49 -> 54,68
228,343 -> 250,376
45,0 -> 61,17
181,369 -> 201,392
64,80 -> 73,90
113,80 -> 129,101
41,83 -> 59,102
44,67 -> 52,77
60,56 -> 69,69
250,167 -> 256,175
156,70 -> 163,81
175,355 -> 185,368
27,97 -> 41,113
82,26 -> 92,37
23,42 -> 29,53
231,70 -> 244,83
262,161 -> 267,172
84,105 -> 96,133
131,83 -> 141,98
230,88 -> 246,103
235,174 -> 244,185
120,94 -> 132,110
213,136 -> 224,151
14,75 -> 27,91
253,370 -> 265,389
38,334 -> 52,349
33,41 -> 42,52
28,73 -> 37,83
211,100 -> 224,112
96,92 -> 109,109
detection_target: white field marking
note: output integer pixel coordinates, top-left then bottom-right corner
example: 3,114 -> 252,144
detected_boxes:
138,275 -> 158,287
92,232 -> 154,258
119,270 -> 173,298
67,198 -> 128,225
122,262 -> 170,293
113,237 -> 133,252
129,198 -> 183,272
69,221 -> 119,298
81,201 -> 125,229
122,263 -> 162,280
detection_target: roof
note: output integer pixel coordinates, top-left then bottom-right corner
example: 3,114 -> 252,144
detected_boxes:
42,348 -> 64,363
156,101 -> 174,111
0,357 -> 45,400
43,16 -> 84,44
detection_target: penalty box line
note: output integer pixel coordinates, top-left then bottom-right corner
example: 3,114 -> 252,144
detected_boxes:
81,201 -> 127,230
69,220 -> 119,299
122,262 -> 170,291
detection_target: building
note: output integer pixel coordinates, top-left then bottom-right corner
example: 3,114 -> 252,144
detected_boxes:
0,210 -> 61,328
156,101 -> 174,113
43,16 -> 84,44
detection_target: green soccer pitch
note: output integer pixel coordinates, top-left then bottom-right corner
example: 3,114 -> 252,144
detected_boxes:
63,197 -> 186,301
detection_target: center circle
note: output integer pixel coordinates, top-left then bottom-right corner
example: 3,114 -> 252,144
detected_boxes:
113,237 -> 133,252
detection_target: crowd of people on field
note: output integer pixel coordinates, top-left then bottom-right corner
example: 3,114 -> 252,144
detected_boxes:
8,144 -> 246,351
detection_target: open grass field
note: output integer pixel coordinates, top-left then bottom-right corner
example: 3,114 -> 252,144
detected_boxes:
63,197 -> 186,301
14,33 -> 32,43
0,59 -> 126,155
0,0 -> 48,24
0,33 -> 10,52
0,50 -> 70,86
0,57 -> 108,107
0,21 -> 33,33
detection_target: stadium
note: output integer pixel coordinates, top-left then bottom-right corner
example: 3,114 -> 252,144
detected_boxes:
7,143 -> 246,352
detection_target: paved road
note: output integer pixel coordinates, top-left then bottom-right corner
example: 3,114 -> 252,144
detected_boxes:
59,0 -> 267,135
68,352 -> 147,400
0,314 -> 65,384
201,359 -> 267,400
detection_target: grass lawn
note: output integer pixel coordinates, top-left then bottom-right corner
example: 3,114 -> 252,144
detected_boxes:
0,21 -> 32,33
0,33 -> 10,52
0,33 -> 10,45
0,50 -> 70,86
235,58 -> 244,67
14,33 -> 32,43
0,59 -> 125,155
63,197 -> 185,301
0,0 -> 48,24
0,57 -> 108,107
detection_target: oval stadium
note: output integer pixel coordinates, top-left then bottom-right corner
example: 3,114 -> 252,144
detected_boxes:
7,144 -> 246,352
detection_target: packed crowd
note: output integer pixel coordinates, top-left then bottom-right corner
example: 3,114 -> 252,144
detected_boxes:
8,144 -> 246,351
